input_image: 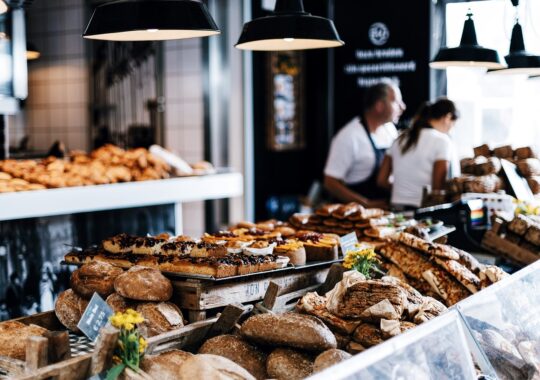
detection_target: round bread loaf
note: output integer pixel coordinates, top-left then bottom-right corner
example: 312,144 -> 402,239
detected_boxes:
70,261 -> 123,298
199,335 -> 267,379
141,349 -> 193,380
136,302 -> 184,337
313,349 -> 352,372
55,289 -> 89,332
266,348 -> 313,380
241,313 -> 337,352
0,321 -> 48,360
105,293 -> 132,313
114,266 -> 172,301
178,354 -> 256,380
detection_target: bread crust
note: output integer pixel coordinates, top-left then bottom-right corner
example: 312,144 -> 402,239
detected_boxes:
241,313 -> 337,352
0,321 -> 48,360
114,266 -> 173,301
136,302 -> 184,337
178,354 -> 256,380
105,293 -> 132,313
55,289 -> 89,332
199,335 -> 268,380
70,261 -> 123,298
266,348 -> 313,380
141,350 -> 193,380
313,349 -> 352,373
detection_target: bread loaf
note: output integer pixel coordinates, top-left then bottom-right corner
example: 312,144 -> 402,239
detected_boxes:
527,177 -> 540,194
114,266 -> 172,301
313,349 -> 352,373
178,354 -> 256,380
524,224 -> 540,246
514,146 -> 536,160
266,348 -> 313,380
55,289 -> 89,332
106,293 -> 132,313
141,350 -> 193,380
241,313 -> 337,351
0,321 -> 48,360
473,144 -> 491,158
199,335 -> 267,379
70,261 -> 123,298
352,323 -> 384,347
508,214 -> 532,236
136,302 -> 184,337
517,158 -> 540,177
493,145 -> 513,159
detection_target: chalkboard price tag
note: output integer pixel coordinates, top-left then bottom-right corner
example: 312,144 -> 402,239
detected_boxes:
77,293 -> 113,342
339,232 -> 359,255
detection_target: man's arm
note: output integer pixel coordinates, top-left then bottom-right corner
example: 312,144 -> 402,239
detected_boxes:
376,155 -> 392,191
324,175 -> 388,209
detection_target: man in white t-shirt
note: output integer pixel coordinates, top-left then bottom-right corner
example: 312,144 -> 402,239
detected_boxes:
324,81 -> 406,208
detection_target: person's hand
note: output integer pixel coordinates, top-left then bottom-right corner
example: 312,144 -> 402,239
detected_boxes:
366,199 -> 389,210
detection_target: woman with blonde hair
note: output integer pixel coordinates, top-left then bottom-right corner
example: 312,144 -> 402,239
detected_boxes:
377,98 -> 459,209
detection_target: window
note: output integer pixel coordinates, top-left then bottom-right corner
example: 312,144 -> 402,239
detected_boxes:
445,0 -> 540,158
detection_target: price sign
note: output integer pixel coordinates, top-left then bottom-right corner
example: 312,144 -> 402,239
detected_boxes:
77,293 -> 113,342
339,232 -> 359,255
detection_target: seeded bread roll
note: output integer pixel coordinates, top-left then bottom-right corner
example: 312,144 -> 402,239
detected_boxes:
105,293 -> 132,313
266,348 -> 313,380
313,349 -> 352,373
0,321 -> 49,360
136,302 -> 185,337
55,289 -> 89,332
199,335 -> 267,379
141,349 -> 193,380
178,354 -> 256,380
241,313 -> 337,352
70,261 -> 123,298
114,265 -> 172,301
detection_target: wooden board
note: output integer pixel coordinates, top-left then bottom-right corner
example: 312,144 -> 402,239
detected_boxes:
172,266 -> 330,311
482,230 -> 539,265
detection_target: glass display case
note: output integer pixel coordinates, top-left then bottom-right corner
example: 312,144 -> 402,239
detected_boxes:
309,260 -> 540,380
310,310 -> 477,380
457,260 -> 540,380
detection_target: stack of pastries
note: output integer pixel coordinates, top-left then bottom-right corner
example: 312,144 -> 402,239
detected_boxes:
64,227 -> 341,279
0,144 -> 171,192
55,261 -> 185,337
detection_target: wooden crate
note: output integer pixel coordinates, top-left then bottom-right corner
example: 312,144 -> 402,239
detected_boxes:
172,264 -> 332,322
482,230 -> 539,266
1,304 -> 249,379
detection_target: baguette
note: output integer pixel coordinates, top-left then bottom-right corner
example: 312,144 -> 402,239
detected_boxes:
241,313 -> 337,352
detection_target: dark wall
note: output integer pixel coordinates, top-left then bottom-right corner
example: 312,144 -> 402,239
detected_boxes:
252,0 -> 332,220
333,0 -> 431,131
252,0 -> 432,220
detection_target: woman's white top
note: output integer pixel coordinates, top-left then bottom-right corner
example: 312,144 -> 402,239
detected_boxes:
388,128 -> 454,207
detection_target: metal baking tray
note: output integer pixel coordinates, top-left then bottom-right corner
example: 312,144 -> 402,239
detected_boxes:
61,258 -> 343,282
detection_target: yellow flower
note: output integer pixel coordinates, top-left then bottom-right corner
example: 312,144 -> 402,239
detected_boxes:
139,337 -> 147,354
124,322 -> 134,331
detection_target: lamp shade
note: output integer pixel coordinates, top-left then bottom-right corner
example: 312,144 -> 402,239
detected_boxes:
26,42 -> 40,60
0,0 -> 7,14
235,0 -> 343,51
430,11 -> 505,70
488,21 -> 540,75
83,0 -> 220,41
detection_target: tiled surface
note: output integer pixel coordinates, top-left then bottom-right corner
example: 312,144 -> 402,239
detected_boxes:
163,40 -> 206,237
23,0 -> 89,152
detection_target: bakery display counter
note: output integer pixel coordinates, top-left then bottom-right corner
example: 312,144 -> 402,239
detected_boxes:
0,171 -> 243,234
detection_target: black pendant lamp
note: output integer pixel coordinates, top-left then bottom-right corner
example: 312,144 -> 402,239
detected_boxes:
488,0 -> 540,76
235,0 -> 344,51
83,0 -> 220,42
430,11 -> 505,70
26,42 -> 40,60
0,0 -> 7,14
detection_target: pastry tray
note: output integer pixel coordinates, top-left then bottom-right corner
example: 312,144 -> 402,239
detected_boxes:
61,258 -> 343,283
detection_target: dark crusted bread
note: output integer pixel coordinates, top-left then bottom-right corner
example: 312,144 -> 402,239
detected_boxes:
54,289 -> 89,332
70,261 -> 123,298
241,313 -> 337,352
313,349 -> 352,373
114,265 -> 172,301
105,293 -> 133,313
136,302 -> 184,337
199,334 -> 267,380
266,348 -> 313,380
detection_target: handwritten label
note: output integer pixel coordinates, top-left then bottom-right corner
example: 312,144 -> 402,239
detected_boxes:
339,232 -> 359,255
77,293 -> 113,342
